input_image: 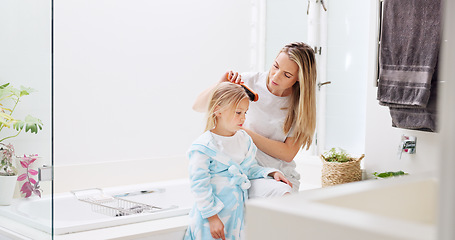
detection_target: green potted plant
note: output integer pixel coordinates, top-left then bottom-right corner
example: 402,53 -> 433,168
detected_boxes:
320,148 -> 365,187
0,83 -> 43,205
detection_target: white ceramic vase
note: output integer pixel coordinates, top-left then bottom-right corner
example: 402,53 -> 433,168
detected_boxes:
0,175 -> 17,205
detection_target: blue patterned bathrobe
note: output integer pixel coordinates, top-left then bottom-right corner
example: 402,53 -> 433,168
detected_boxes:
184,130 -> 277,240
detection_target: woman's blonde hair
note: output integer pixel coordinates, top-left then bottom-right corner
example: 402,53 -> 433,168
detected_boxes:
276,42 -> 317,150
205,82 -> 249,131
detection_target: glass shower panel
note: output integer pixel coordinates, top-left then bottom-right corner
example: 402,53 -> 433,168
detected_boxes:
265,0 -> 318,156
265,0 -> 308,67
0,1 -> 53,239
325,0 -> 370,155
265,0 -> 370,157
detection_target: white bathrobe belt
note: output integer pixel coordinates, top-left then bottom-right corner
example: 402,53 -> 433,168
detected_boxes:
210,164 -> 251,190
227,165 -> 251,190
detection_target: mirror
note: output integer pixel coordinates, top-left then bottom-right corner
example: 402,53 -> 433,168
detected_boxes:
54,0 -> 369,178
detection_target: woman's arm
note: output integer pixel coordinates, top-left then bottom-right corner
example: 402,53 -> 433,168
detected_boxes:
242,128 -> 301,163
192,71 -> 242,112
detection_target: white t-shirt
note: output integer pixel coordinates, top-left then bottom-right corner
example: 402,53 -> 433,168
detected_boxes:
242,72 -> 301,189
210,131 -> 249,164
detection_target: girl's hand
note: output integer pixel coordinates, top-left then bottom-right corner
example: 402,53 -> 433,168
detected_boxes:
207,215 -> 226,240
222,70 -> 243,84
269,171 -> 293,188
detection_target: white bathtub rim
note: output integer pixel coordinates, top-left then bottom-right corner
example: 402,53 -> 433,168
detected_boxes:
0,178 -> 192,235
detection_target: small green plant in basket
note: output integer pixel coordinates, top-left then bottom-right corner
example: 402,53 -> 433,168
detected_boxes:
321,148 -> 353,163
320,148 -> 365,187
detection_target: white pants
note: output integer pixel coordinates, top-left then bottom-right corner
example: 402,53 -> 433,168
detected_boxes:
248,178 -> 292,199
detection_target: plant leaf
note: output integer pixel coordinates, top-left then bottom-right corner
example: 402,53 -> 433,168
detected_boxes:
20,160 -> 29,168
374,171 -> 408,178
19,90 -> 29,97
20,182 -> 30,191
29,178 -> 37,184
33,189 -> 42,198
13,120 -> 25,131
0,112 -> 16,127
322,147 -> 351,163
0,83 -> 9,89
19,86 -> 35,97
20,182 -> 33,198
23,115 -> 43,134
28,169 -> 38,175
17,173 -> 27,181
24,190 -> 32,198
23,182 -> 33,198
0,85 -> 13,100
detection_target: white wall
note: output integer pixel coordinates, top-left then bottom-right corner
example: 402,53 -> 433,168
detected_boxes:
54,0 -> 256,167
0,0 -> 51,162
363,0 -> 439,177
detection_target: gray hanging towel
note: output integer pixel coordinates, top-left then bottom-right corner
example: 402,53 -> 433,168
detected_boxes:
377,0 -> 441,131
390,64 -> 438,132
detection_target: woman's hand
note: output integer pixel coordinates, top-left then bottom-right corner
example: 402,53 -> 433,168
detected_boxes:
222,70 -> 243,84
269,171 -> 293,188
207,214 -> 226,240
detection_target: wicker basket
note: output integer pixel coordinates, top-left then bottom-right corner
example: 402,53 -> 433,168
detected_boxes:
321,154 -> 365,187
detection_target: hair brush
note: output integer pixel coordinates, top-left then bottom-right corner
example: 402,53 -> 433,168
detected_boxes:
226,73 -> 259,102
240,84 -> 259,102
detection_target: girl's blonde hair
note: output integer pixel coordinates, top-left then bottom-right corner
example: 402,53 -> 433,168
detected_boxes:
205,82 -> 249,131
275,42 -> 317,150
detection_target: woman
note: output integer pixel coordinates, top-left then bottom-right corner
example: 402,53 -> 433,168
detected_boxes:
193,42 -> 317,196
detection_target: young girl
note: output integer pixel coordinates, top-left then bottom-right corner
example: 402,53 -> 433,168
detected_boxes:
193,42 -> 317,196
184,82 -> 291,240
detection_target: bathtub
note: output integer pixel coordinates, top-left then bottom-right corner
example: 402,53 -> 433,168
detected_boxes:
0,178 -> 193,236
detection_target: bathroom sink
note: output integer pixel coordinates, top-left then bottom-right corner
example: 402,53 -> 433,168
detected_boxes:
245,174 -> 437,240
315,176 -> 437,225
